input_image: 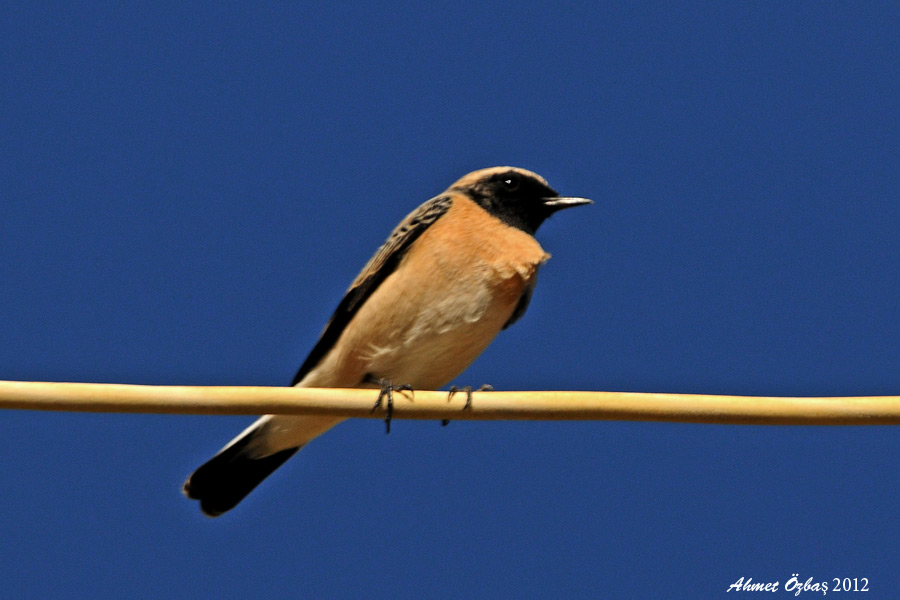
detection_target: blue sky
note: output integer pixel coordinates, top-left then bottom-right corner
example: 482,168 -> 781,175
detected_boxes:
2,3 -> 900,598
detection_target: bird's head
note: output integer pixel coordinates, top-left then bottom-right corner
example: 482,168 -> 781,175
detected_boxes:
449,166 -> 592,235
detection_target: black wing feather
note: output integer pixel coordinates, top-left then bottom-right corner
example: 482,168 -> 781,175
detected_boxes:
502,278 -> 537,330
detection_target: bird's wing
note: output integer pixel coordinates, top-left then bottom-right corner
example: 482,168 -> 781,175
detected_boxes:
291,195 -> 453,385
502,277 -> 537,330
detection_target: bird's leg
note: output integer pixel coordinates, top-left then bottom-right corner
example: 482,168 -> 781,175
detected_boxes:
442,384 -> 493,426
366,374 -> 412,434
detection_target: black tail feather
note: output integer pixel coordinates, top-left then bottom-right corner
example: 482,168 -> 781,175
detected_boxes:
183,433 -> 301,517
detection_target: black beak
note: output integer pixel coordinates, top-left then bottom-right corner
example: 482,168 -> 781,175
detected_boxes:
542,196 -> 593,211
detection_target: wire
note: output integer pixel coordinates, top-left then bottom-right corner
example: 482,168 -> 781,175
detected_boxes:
1,380 -> 899,425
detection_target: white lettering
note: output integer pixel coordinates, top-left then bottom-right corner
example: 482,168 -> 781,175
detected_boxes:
726,577 -> 779,592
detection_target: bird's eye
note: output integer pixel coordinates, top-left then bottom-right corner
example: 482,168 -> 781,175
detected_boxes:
502,175 -> 521,192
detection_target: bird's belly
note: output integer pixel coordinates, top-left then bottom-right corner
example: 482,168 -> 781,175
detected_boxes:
302,259 -> 531,390
365,300 -> 502,389
358,274 -> 521,389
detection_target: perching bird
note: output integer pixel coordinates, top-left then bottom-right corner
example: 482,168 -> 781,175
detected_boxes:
183,166 -> 591,516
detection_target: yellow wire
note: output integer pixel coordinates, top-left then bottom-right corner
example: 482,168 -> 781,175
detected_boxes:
1,380 -> 899,425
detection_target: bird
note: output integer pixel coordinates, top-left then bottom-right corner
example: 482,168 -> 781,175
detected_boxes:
183,166 -> 591,516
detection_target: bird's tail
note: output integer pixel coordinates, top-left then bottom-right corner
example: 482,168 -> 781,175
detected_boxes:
183,415 -> 342,517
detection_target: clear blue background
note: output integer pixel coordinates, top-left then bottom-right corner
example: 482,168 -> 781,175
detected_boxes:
2,3 -> 899,598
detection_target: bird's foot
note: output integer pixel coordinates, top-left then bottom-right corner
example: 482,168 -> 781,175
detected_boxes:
442,384 -> 493,426
366,375 -> 412,434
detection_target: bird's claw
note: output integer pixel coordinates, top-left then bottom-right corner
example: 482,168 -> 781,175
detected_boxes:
442,384 -> 493,426
368,376 -> 412,434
